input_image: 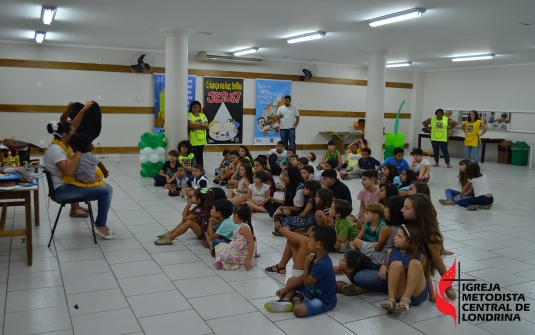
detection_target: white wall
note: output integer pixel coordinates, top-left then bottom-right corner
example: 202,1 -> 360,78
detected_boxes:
0,42 -> 416,152
421,64 -> 535,162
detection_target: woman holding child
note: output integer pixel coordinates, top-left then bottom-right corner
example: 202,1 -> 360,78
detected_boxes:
44,120 -> 115,239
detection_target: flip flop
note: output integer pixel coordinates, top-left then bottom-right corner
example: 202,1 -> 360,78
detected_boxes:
265,264 -> 286,275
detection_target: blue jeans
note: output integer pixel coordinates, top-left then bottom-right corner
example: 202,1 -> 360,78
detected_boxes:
211,237 -> 231,249
445,189 -> 473,204
297,284 -> 337,316
280,128 -> 296,152
458,195 -> 494,208
465,145 -> 481,164
353,269 -> 388,293
431,141 -> 450,164
54,184 -> 113,227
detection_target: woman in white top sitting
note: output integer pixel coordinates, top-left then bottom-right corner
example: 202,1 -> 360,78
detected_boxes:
457,162 -> 493,211
44,121 -> 115,239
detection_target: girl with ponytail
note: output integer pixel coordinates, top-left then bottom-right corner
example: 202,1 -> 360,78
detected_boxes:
214,203 -> 257,271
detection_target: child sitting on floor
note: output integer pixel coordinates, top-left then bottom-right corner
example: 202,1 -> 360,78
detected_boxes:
181,165 -> 208,199
411,148 -> 430,183
379,148 -> 410,173
154,149 -> 181,188
214,203 -> 257,271
215,149 -> 230,178
167,166 -> 191,197
245,170 -> 271,213
350,203 -> 388,248
228,163 -> 253,206
334,249 -> 372,293
207,199 -> 238,256
344,144 -> 362,172
264,225 -> 338,317
318,140 -> 342,170
331,199 -> 358,253
379,224 -> 433,313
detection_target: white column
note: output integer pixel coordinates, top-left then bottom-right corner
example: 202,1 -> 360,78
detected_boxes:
160,28 -> 194,150
365,49 -> 391,160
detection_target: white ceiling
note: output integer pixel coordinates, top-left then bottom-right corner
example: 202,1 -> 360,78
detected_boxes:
2,0 -> 535,71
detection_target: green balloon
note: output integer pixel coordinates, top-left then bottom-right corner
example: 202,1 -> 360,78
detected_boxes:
158,141 -> 166,148
149,169 -> 159,177
396,133 -> 405,140
393,140 -> 402,148
154,132 -> 165,140
141,132 -> 152,141
149,139 -> 159,149
138,141 -> 148,149
385,140 -> 393,147
140,170 -> 149,177
141,162 -> 152,170
385,133 -> 396,141
155,161 -> 164,170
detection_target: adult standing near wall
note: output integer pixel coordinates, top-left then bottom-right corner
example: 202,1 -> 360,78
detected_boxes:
461,110 -> 488,164
276,95 -> 300,152
422,108 -> 457,168
187,101 -> 208,167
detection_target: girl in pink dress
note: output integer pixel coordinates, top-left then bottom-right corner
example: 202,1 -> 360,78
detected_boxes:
214,203 -> 257,271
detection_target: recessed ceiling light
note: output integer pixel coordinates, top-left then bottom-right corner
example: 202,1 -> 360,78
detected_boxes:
287,32 -> 326,44
35,31 -> 46,43
41,6 -> 57,25
386,62 -> 412,68
233,48 -> 258,56
451,54 -> 495,62
368,8 -> 426,27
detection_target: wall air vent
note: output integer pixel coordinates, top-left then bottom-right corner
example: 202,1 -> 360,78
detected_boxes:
198,52 -> 263,64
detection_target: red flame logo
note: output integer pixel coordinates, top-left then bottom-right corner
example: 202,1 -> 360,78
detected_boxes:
435,258 -> 457,326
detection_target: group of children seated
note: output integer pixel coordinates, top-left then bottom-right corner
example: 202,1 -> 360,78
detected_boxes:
150,137 -> 494,318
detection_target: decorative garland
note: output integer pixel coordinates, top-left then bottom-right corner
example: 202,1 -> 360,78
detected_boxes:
51,139 -> 106,188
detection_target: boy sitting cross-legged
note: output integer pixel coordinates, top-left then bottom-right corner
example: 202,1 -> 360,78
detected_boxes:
264,225 -> 337,317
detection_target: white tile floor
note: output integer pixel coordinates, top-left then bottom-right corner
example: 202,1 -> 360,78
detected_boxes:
1,152 -> 534,335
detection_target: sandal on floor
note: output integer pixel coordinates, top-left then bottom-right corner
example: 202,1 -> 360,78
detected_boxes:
70,208 -> 89,217
154,236 -> 173,245
396,297 -> 411,312
157,231 -> 170,239
265,264 -> 286,275
380,298 -> 397,313
78,206 -> 89,213
168,190 -> 181,197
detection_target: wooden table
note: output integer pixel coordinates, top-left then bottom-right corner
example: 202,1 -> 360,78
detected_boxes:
0,185 -> 39,266
418,133 -> 504,163
319,131 -> 365,153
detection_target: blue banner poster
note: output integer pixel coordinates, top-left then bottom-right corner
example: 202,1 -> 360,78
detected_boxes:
153,74 -> 196,134
254,79 -> 291,144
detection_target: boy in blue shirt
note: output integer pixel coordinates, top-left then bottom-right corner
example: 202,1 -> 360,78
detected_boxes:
207,199 -> 237,256
264,225 -> 337,317
379,148 -> 410,173
342,147 -> 381,180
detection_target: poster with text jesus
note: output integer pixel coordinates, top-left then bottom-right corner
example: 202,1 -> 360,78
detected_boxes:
203,77 -> 243,144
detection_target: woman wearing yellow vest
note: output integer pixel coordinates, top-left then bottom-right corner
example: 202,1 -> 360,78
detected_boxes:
422,109 -> 457,168
187,101 -> 208,167
461,110 -> 488,164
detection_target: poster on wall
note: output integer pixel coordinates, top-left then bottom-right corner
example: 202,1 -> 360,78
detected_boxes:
203,77 -> 243,144
153,73 -> 196,134
254,79 -> 292,144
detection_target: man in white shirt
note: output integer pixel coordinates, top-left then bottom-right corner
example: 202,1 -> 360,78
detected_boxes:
276,95 -> 300,153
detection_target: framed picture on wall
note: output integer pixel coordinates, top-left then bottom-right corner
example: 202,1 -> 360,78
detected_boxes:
483,112 -> 511,130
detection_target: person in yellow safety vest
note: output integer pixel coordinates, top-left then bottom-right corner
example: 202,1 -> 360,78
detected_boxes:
422,109 -> 457,168
461,110 -> 488,164
187,101 -> 208,167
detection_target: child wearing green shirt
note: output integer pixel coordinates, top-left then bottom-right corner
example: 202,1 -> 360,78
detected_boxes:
330,199 -> 358,252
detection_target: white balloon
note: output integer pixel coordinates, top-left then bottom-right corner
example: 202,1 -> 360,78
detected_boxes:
139,155 -> 148,163
149,154 -> 160,164
142,147 -> 153,157
140,149 -> 143,155
159,155 -> 165,162
154,147 -> 165,156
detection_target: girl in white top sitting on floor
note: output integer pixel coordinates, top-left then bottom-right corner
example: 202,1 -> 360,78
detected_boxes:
228,163 -> 253,206
457,162 -> 493,211
246,170 -> 271,213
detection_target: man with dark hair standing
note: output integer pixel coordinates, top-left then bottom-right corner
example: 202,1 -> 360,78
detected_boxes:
276,95 -> 300,153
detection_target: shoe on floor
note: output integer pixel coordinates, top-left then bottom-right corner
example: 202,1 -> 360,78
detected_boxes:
466,205 -> 479,211
342,174 -> 349,180
480,204 -> 492,209
213,178 -> 220,184
157,231 -> 170,239
95,228 -> 116,240
264,298 -> 293,313
219,180 -> 227,186
341,284 -> 370,296
154,236 -> 173,245
70,208 -> 89,217
439,199 -> 455,205
341,163 -> 348,169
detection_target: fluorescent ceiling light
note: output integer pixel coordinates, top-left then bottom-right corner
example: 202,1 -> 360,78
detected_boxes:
451,54 -> 495,62
368,8 -> 426,27
233,48 -> 258,56
34,31 -> 46,43
41,6 -> 57,25
287,32 -> 326,44
386,62 -> 412,68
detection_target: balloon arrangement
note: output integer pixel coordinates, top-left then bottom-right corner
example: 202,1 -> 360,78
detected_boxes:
383,100 -> 406,160
138,132 -> 166,177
